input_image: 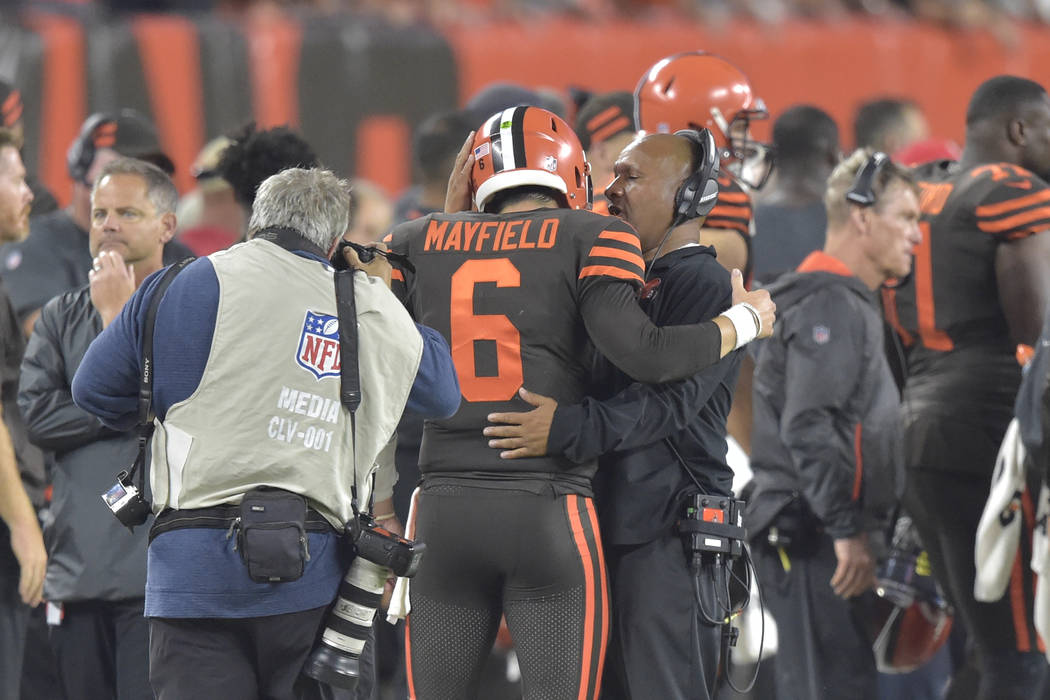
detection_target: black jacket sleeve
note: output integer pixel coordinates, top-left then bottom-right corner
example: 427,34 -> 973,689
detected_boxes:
779,289 -> 867,538
18,297 -> 114,453
579,282 -> 723,384
548,356 -> 737,463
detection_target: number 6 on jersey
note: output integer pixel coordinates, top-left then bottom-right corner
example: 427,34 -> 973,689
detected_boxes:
450,258 -> 524,402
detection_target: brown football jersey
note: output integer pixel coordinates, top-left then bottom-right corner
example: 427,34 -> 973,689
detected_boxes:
387,207 -> 646,483
885,160 -> 1050,473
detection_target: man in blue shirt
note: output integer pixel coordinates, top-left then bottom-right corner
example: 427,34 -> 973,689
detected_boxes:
72,166 -> 459,700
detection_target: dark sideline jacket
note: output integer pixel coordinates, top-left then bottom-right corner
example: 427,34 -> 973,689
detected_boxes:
747,252 -> 902,543
18,286 -> 147,602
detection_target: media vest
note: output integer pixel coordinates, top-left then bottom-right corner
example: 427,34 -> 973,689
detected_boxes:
149,239 -> 423,527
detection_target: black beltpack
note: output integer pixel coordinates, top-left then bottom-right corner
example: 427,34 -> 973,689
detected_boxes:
237,486 -> 311,583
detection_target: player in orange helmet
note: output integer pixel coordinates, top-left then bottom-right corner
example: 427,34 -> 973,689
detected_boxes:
636,52 -> 774,459
388,105 -> 774,699
635,51 -> 773,282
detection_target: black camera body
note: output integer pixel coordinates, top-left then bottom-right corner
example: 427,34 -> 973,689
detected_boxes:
101,470 -> 151,530
347,513 -> 425,578
331,240 -> 415,273
679,495 -> 746,560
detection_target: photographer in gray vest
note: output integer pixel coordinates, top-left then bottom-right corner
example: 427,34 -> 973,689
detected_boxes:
71,167 -> 460,700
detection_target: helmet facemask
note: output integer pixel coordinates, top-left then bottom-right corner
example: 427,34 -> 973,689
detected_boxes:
717,103 -> 775,191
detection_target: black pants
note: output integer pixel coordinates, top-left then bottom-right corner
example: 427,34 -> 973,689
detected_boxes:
903,468 -> 1049,700
48,598 -> 152,700
752,533 -> 878,700
406,484 -> 608,700
0,535 -> 29,700
600,534 -> 723,700
150,606 -> 335,700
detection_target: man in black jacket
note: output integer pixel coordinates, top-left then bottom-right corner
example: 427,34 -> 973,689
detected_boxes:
748,149 -> 920,699
18,158 -> 177,700
0,109 -> 190,338
484,131 -> 751,699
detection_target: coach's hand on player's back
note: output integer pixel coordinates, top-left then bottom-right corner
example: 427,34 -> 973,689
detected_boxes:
483,388 -> 557,459
731,269 -> 776,339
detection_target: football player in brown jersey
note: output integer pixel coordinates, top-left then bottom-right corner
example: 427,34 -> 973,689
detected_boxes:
885,75 -> 1050,700
387,106 -> 773,700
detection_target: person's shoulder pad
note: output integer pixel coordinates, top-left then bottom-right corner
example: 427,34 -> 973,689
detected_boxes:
385,214 -> 432,248
912,159 -> 956,183
574,212 -> 645,286
705,173 -> 752,235
964,163 -> 1050,241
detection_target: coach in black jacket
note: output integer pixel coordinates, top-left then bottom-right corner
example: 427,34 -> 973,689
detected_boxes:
748,150 -> 920,700
18,159 -> 180,700
484,133 -> 753,700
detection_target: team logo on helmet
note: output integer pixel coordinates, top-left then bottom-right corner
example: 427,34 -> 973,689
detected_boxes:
297,310 -> 341,380
469,106 -> 592,212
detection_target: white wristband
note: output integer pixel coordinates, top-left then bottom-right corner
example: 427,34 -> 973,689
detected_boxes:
719,302 -> 762,350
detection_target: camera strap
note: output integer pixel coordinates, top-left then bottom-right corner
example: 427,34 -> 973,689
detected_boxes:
125,258 -> 194,494
334,268 -> 375,517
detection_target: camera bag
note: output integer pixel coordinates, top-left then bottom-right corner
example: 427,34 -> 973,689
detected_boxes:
237,486 -> 311,583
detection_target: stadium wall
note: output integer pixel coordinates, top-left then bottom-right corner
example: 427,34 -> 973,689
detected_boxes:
6,12 -> 1050,205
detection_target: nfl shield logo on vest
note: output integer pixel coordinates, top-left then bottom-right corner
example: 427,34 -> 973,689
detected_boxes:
297,310 -> 341,380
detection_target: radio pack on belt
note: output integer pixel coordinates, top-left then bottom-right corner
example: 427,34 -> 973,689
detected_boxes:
678,494 -> 747,560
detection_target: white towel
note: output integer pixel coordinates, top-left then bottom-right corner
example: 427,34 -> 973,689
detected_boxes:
386,486 -> 420,624
975,419 -> 1027,602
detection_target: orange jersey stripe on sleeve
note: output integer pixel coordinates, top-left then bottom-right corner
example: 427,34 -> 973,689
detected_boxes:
707,203 -> 751,219
597,229 -> 642,248
579,265 -> 643,283
587,245 -> 645,269
715,191 -> 750,205
975,188 -> 1050,218
703,216 -> 749,235
977,206 -> 1050,234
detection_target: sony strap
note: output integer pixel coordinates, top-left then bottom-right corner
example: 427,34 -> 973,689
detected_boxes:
126,257 -> 195,494
334,268 -> 373,516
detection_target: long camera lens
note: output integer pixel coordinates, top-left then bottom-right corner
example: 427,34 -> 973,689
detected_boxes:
304,557 -> 388,689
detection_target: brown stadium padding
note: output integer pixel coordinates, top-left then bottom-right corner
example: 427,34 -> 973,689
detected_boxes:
13,13 -> 1050,207
194,18 -> 254,146
294,15 -> 458,196
8,12 -> 460,203
132,15 -> 206,194
21,11 -> 85,208
244,14 -> 302,130
9,27 -> 46,190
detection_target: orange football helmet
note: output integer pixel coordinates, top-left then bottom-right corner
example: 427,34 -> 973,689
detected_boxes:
470,106 -> 592,212
635,52 -> 773,189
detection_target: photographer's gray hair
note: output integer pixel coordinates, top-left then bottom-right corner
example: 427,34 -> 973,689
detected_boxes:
248,167 -> 351,251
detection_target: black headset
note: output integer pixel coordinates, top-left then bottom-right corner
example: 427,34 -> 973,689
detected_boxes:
67,112 -> 116,185
672,128 -> 720,227
845,151 -> 889,207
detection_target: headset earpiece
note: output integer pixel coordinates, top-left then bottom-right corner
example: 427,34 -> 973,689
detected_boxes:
67,112 -> 114,185
672,128 -> 720,227
845,151 -> 889,207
